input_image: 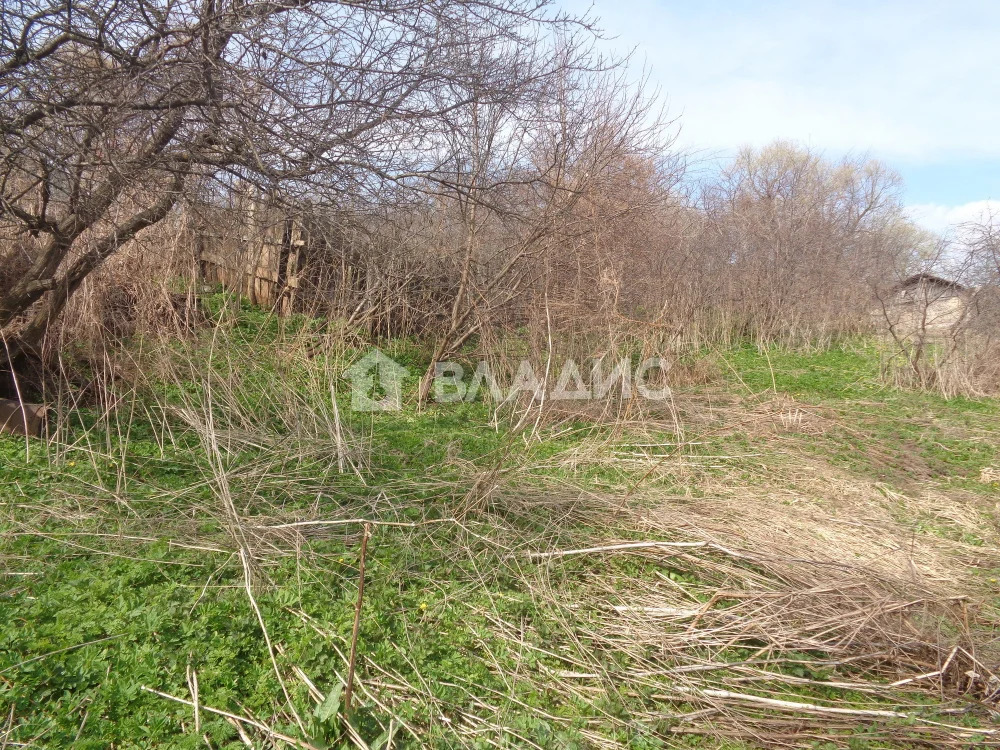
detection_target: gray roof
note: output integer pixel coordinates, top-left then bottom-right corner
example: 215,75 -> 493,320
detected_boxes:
897,273 -> 967,292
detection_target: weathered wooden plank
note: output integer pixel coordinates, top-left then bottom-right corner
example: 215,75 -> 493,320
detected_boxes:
197,204 -> 309,310
0,398 -> 47,438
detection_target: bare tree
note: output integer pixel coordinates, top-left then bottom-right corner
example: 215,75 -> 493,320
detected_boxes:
698,142 -> 911,344
404,43 -> 668,402
866,203 -> 1000,394
0,0 -> 594,388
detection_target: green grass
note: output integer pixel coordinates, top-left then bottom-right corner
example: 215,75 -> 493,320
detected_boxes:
0,456 -> 679,748
721,342 -> 999,487
3,314 -> 999,748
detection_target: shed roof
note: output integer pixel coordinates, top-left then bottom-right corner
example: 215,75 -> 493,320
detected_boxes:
897,273 -> 967,292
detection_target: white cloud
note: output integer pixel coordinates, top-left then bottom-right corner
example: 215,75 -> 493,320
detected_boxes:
907,200 -> 1000,235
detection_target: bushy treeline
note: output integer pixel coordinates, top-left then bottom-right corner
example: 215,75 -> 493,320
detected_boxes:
2,0 -> 997,396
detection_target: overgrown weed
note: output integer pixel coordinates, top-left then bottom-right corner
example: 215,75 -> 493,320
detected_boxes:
2,309 -> 999,747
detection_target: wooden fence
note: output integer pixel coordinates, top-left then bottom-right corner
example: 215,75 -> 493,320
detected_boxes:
195,201 -> 309,314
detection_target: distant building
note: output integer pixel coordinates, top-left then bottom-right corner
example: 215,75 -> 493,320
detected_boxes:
882,273 -> 971,335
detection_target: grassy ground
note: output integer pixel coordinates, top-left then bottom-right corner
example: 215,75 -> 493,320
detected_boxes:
2,305 -> 999,748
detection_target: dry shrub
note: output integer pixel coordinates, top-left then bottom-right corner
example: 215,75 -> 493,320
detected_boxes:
882,336 -> 1000,398
25,216 -> 205,396
0,237 -> 36,294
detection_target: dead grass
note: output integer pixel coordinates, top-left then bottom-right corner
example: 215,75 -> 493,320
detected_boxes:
436,393 -> 1000,747
7,325 -> 1000,748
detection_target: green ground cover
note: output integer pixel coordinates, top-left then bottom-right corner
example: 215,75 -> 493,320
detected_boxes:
2,306 -> 998,748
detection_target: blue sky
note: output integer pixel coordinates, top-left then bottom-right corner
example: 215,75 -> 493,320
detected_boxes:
558,0 -> 1000,233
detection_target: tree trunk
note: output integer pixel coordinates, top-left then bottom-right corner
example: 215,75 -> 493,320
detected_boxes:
0,176 -> 184,391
